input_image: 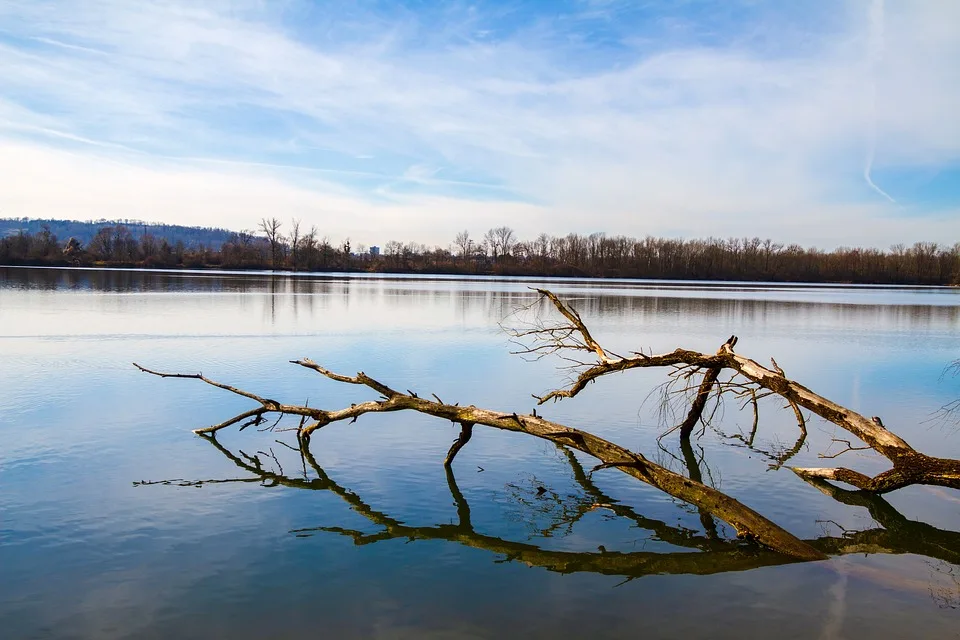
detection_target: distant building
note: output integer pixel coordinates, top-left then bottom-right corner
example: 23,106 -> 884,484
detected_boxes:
369,245 -> 380,256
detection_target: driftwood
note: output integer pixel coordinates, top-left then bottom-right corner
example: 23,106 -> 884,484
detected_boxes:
135,288 -> 960,561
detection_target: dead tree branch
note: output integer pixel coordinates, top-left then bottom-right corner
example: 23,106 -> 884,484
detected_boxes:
445,422 -> 474,467
678,365 -> 723,439
515,290 -> 960,494
136,361 -> 825,560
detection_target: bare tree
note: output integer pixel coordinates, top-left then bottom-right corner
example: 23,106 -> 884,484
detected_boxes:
534,233 -> 549,264
259,217 -> 283,269
88,226 -> 114,260
6,223 -> 960,283
288,218 -> 301,271
454,230 -> 473,259
299,226 -> 317,270
484,226 -> 516,261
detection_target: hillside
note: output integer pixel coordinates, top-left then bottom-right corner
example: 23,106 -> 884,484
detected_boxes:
0,218 -> 234,249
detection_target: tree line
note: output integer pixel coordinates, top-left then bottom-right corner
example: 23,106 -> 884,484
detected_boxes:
2,218 -> 958,285
0,217 -> 233,250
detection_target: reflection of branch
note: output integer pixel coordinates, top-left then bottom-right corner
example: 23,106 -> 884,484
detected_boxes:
819,438 -> 872,460
679,438 -> 720,539
203,436 -> 799,577
445,466 -> 472,529
710,422 -> 808,471
798,476 -> 960,566
928,561 -> 960,610
140,436 -> 960,580
766,402 -> 809,471
559,445 -> 727,551
766,431 -> 808,471
134,477 -> 261,487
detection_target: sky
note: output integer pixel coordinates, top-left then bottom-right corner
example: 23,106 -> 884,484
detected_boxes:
1,0 -> 958,249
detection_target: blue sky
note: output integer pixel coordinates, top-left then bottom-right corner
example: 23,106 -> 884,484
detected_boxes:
0,0 -> 958,248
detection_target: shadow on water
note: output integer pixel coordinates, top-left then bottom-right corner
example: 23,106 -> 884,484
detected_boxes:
137,434 -> 960,581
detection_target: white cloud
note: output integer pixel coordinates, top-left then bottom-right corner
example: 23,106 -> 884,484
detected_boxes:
0,141 -> 542,246
0,0 -> 958,248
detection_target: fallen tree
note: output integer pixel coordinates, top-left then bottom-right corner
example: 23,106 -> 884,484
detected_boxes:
135,288 -> 960,561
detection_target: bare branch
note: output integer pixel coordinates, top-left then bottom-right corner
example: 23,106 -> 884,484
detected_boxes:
137,360 -> 825,560
536,349 -> 723,405
291,358 -> 399,398
133,363 -> 280,407
444,422 -> 474,467
819,438 -> 872,460
532,288 -> 617,363
513,290 -> 960,494
134,363 -> 324,433
678,366 -> 722,439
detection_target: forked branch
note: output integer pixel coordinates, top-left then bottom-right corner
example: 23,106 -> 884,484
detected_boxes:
515,290 -> 960,494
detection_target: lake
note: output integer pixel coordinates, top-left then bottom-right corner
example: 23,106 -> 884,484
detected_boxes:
1,266 -> 959,639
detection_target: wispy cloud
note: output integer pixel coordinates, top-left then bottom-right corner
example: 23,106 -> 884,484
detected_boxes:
863,0 -> 895,203
0,0 -> 957,247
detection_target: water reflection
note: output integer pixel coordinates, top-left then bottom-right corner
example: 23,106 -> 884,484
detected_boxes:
138,434 -> 960,580
4,266 -> 958,340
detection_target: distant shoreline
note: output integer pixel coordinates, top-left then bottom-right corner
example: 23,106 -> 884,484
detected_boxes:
3,219 -> 958,286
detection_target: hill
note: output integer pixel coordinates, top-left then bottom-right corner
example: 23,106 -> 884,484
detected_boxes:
0,218 -> 234,249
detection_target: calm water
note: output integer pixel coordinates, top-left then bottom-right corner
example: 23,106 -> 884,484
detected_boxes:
1,266 -> 959,639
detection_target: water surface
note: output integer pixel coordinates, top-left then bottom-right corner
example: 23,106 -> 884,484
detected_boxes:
2,267 -> 959,639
